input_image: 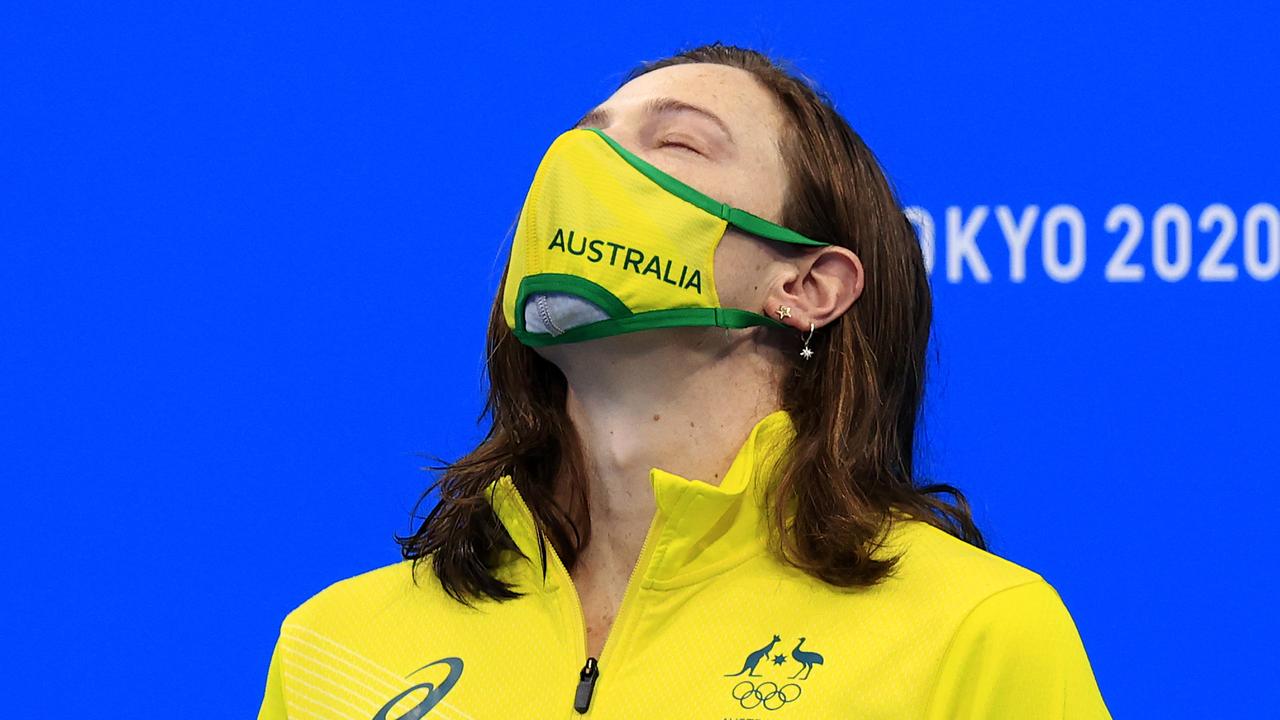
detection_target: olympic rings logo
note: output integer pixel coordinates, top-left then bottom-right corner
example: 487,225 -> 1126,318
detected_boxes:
731,680 -> 802,710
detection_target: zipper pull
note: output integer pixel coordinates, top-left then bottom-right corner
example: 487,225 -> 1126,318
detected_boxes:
573,656 -> 600,713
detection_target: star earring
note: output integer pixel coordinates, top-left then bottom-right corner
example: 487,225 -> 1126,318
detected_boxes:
800,322 -> 816,360
776,305 -> 793,320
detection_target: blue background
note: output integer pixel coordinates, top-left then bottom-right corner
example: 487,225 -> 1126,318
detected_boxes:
2,2 -> 1276,716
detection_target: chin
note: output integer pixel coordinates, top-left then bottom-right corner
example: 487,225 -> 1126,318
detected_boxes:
540,327 -> 757,377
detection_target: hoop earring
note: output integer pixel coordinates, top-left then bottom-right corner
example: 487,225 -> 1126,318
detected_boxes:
800,322 -> 816,360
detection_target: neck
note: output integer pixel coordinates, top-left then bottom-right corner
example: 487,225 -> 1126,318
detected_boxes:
548,327 -> 783,535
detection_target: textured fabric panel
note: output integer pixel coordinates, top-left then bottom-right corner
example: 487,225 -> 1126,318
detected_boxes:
523,292 -> 610,336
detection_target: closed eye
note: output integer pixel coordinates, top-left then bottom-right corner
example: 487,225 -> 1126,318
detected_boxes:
660,139 -> 704,156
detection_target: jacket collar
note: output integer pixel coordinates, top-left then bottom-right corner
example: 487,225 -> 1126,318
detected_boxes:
484,409 -> 797,590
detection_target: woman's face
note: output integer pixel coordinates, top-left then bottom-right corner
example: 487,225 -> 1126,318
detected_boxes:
572,62 -> 795,316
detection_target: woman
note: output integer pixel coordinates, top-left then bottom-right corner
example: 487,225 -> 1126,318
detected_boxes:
258,43 -> 1111,718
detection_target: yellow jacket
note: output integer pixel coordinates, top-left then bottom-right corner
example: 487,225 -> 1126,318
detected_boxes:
257,410 -> 1111,718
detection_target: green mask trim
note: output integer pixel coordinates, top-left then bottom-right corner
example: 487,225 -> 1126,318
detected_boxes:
511,273 -> 787,347
504,126 -> 828,347
585,128 -> 827,247
516,273 -> 634,321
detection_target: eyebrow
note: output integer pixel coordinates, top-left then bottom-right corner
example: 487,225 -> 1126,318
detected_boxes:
572,96 -> 736,143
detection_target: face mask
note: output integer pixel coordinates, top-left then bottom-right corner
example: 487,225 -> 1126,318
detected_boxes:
502,127 -> 829,347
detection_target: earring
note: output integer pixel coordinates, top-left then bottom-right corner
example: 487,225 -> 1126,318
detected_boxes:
776,305 -> 793,320
800,322 -> 816,360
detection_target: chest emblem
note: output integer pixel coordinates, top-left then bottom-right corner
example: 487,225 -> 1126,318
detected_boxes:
723,634 -> 826,711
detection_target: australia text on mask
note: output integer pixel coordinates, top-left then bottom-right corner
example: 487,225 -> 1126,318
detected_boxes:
545,227 -> 703,294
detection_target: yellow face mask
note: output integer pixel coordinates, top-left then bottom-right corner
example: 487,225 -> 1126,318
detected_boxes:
502,127 -> 829,347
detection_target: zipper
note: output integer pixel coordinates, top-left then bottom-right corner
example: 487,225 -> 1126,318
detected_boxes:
538,493 -> 666,716
573,657 -> 599,712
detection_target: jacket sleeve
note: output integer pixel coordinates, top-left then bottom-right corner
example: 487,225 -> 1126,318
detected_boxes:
257,632 -> 289,720
923,579 -> 1112,719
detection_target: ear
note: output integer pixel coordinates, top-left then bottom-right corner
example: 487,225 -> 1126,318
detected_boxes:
766,246 -> 864,330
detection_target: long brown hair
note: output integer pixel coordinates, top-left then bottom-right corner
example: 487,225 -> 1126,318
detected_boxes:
398,43 -> 985,605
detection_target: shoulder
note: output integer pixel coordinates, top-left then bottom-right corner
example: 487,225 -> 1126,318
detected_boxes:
276,553 -> 520,638
884,521 -> 1110,715
921,575 -> 1112,717
279,558 -> 441,634
882,517 -> 1046,604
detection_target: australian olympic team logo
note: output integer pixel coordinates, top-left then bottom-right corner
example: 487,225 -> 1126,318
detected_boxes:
723,634 -> 826,711
371,657 -> 464,720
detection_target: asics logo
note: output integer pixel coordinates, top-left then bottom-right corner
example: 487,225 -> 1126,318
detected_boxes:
371,657 -> 463,720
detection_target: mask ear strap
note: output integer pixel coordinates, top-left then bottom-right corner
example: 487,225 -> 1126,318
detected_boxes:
713,308 -> 789,331
584,127 -> 829,248
722,206 -> 828,247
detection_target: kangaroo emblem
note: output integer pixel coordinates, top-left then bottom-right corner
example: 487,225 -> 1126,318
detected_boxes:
788,637 -> 825,679
724,634 -> 781,677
